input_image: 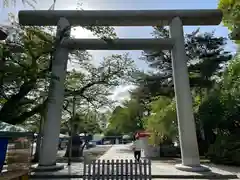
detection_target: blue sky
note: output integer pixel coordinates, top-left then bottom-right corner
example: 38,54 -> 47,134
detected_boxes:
0,0 -> 237,102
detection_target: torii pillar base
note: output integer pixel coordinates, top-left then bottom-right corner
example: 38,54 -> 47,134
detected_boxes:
33,164 -> 64,172
175,164 -> 210,172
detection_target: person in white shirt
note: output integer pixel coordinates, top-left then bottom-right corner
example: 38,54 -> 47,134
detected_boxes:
132,135 -> 141,161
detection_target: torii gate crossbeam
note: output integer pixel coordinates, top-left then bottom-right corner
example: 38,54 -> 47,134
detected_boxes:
19,9 -> 222,26
18,9 -> 222,172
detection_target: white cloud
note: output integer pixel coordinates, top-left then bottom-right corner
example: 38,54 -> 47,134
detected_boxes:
109,85 -> 136,102
72,27 -> 95,38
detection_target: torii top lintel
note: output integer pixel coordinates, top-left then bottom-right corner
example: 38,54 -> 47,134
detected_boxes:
18,9 -> 222,26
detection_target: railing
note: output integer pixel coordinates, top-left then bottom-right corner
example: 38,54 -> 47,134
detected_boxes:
83,159 -> 152,180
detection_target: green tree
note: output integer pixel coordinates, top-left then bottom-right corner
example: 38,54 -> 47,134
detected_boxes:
199,54 -> 240,140
218,0 -> 240,42
140,27 -> 232,98
63,112 -> 101,136
196,53 -> 240,157
144,96 -> 177,145
64,111 -> 101,158
199,86 -> 240,164
0,24 -> 134,125
123,28 -> 232,147
106,99 -> 144,135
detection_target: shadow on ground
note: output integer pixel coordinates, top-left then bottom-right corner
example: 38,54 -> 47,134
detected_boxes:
56,145 -> 112,163
150,157 -> 239,179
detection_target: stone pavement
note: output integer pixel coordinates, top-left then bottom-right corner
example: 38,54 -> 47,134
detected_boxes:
98,144 -> 239,178
98,144 -> 134,160
30,144 -> 239,179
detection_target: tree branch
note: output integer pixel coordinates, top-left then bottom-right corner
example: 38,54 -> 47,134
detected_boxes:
5,99 -> 47,125
65,80 -> 107,97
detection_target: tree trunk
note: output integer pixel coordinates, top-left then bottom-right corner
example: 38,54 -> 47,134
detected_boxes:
64,134 -> 84,157
32,111 -> 45,162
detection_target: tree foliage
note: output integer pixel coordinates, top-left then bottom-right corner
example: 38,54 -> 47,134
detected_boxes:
140,27 -> 231,95
106,26 -> 240,164
218,0 -> 240,42
206,134 -> 240,165
105,99 -> 144,135
145,96 -> 177,145
198,55 -> 240,139
123,27 -> 232,140
0,23 -> 135,126
69,112 -> 101,135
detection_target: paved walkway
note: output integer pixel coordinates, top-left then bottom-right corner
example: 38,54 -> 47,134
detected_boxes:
98,144 -> 239,178
30,144 -> 239,179
98,144 -> 134,160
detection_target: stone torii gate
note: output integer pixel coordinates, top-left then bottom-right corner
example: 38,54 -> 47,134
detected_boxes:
18,9 -> 222,172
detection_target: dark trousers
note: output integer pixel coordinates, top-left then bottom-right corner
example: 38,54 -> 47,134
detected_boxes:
134,150 -> 141,161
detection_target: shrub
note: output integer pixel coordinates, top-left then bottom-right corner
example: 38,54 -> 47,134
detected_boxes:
206,134 -> 240,166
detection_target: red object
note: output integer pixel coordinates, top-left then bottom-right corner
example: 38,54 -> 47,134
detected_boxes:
135,131 -> 150,138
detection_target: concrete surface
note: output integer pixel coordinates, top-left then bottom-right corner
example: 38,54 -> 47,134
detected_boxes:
98,144 -> 239,177
29,144 -> 240,180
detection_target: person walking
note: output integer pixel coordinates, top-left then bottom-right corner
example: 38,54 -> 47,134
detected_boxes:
132,134 -> 141,161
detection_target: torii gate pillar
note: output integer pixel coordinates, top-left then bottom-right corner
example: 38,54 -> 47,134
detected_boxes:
169,17 -> 208,171
38,18 -> 70,171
